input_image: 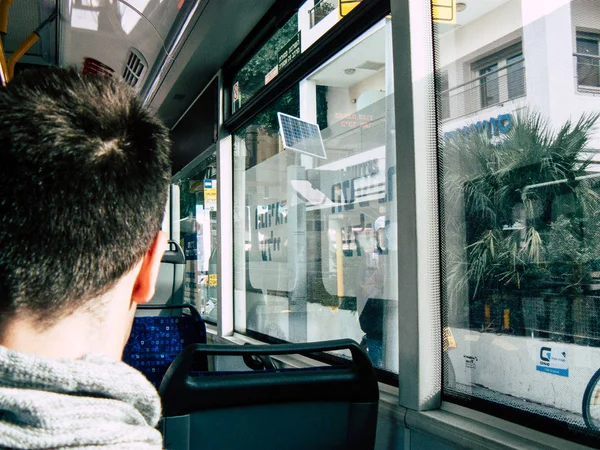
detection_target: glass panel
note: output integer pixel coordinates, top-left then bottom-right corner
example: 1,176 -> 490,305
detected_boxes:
232,1 -> 362,112
173,151 -> 218,323
233,19 -> 398,372
439,72 -> 450,120
437,0 -> 600,441
507,53 -> 525,99
479,63 -> 499,108
232,14 -> 298,112
577,37 -> 600,88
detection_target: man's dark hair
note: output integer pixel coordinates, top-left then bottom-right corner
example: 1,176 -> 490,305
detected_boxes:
0,67 -> 171,328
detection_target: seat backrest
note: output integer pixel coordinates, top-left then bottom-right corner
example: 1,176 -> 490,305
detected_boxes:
123,303 -> 207,388
149,240 -> 185,307
158,339 -> 379,450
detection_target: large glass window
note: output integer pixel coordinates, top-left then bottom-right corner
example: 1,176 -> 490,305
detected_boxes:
437,0 -> 600,442
232,19 -> 398,372
173,151 -> 218,323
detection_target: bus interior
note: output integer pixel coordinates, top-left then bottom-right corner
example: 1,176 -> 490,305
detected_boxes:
4,0 -> 600,449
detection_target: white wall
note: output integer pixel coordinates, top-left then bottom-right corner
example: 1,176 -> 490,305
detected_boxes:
438,0 -> 523,68
300,0 -> 341,51
325,86 -> 355,127
441,0 -> 600,148
350,70 -> 386,103
448,327 -> 600,415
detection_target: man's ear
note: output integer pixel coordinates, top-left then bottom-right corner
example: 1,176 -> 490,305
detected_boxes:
131,231 -> 168,305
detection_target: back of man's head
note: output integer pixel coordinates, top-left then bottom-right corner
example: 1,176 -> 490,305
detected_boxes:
0,67 -> 171,330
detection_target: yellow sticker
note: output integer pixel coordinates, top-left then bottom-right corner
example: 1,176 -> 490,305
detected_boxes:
432,0 -> 456,24
339,0 -> 361,18
208,274 -> 218,287
443,327 -> 457,351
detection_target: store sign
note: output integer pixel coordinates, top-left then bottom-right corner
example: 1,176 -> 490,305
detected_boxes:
183,232 -> 202,307
265,65 -> 278,85
334,112 -> 376,128
444,113 -> 514,141
204,179 -> 217,211
184,233 -> 199,261
536,345 -> 569,377
278,32 -> 301,71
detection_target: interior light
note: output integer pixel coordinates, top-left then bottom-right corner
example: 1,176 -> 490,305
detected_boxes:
456,2 -> 467,12
344,68 -> 356,75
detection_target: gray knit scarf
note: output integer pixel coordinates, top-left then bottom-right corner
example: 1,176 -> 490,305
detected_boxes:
0,345 -> 163,449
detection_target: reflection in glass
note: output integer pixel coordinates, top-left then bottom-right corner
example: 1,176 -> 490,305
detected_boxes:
173,153 -> 218,323
437,0 -> 600,438
232,19 -> 398,371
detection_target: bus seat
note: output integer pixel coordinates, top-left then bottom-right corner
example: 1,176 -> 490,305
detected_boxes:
158,339 -> 379,450
123,303 -> 207,388
149,240 -> 185,306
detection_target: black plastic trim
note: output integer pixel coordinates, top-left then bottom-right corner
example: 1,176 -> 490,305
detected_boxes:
159,339 -> 379,417
138,302 -> 201,319
223,0 -> 390,133
223,0 -> 305,76
243,329 -> 399,387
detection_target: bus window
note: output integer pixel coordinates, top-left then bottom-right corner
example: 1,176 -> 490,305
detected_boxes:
232,18 -> 398,372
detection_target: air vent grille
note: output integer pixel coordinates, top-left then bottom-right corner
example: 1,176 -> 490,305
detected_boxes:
357,60 -> 385,71
82,58 -> 114,77
123,49 -> 146,88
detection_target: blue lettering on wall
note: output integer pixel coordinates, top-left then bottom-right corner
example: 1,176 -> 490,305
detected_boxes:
444,113 -> 513,141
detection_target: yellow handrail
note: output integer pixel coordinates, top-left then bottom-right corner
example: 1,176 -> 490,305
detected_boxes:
0,35 -> 8,85
0,5 -> 56,84
7,32 -> 38,80
0,0 -> 15,35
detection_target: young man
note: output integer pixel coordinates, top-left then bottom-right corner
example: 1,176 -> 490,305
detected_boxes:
0,67 -> 171,449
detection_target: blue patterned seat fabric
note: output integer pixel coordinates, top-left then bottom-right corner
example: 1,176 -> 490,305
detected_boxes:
123,307 -> 207,388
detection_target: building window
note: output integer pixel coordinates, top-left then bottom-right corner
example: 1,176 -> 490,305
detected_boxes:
472,44 -> 525,111
441,44 -> 525,120
309,0 -> 336,28
479,63 -> 499,108
576,33 -> 600,89
507,52 -> 525,98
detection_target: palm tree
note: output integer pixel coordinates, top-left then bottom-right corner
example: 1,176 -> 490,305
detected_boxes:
443,110 -> 600,333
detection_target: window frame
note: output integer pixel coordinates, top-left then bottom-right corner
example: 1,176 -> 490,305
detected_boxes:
222,0 -> 391,132
575,31 -> 600,92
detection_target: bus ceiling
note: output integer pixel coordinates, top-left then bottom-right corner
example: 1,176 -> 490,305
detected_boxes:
0,0 -> 282,128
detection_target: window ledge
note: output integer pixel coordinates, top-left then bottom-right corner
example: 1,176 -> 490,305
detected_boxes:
405,403 -> 592,450
577,86 -> 600,95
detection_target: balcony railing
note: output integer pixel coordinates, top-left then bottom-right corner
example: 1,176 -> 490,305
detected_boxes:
439,58 -> 526,121
309,0 -> 336,28
574,52 -> 600,91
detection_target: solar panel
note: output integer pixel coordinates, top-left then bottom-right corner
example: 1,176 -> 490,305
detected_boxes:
277,112 -> 327,159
